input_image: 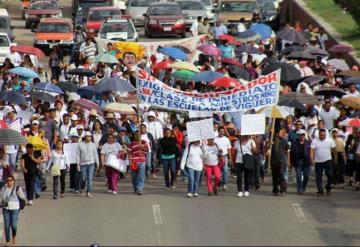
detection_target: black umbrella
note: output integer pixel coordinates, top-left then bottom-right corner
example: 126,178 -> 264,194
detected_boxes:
0,128 -> 28,145
305,46 -> 329,57
276,26 -> 306,44
235,45 -> 261,55
67,68 -> 96,77
302,75 -> 326,87
280,46 -> 305,56
261,62 -> 302,82
260,56 -> 278,66
286,51 -> 316,60
94,78 -> 136,93
349,111 -> 360,118
315,87 -> 346,98
30,91 -> 55,103
0,91 -> 28,106
57,81 -> 79,92
228,65 -> 250,80
278,95 -> 307,111
77,86 -> 96,98
280,92 -> 319,105
343,77 -> 360,85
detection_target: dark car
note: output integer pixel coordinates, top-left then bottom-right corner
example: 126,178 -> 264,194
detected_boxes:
73,0 -> 111,28
25,0 -> 62,29
256,0 -> 278,22
144,2 -> 186,38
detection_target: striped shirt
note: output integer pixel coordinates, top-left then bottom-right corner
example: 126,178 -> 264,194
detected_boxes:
79,42 -> 97,60
129,140 -> 149,165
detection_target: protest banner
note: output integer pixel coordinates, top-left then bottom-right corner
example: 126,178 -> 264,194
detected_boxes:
9,118 -> 22,133
64,143 -> 79,164
188,111 -> 213,119
240,114 -> 266,135
138,69 -> 280,112
186,118 -> 215,142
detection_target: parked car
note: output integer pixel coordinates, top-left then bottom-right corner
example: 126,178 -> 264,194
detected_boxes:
74,0 -> 111,28
0,32 -> 12,64
85,6 -> 123,37
200,0 -> 215,18
25,0 -> 62,29
98,17 -> 139,41
128,0 -> 159,27
173,0 -> 213,28
0,9 -> 14,41
256,0 -> 277,22
33,18 -> 74,54
144,2 -> 186,38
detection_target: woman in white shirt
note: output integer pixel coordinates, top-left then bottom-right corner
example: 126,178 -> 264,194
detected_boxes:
203,138 -> 222,196
92,120 -> 103,177
47,140 -> 70,200
180,141 -> 204,198
0,147 -> 11,187
233,135 -> 257,197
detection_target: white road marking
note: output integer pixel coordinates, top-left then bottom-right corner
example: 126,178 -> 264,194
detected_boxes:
152,205 -> 163,225
292,203 -> 308,223
156,231 -> 162,246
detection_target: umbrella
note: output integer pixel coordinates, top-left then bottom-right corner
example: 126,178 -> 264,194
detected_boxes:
236,30 -> 260,43
235,44 -> 261,55
27,135 -> 49,150
10,45 -> 46,59
0,129 -> 27,145
103,103 -> 136,114
168,62 -> 200,72
343,77 -> 360,85
74,98 -> 102,115
67,68 -> 96,77
209,77 -> 241,88
256,106 -> 293,119
30,91 -> 55,103
328,58 -> 350,71
276,27 -> 306,44
219,58 -> 242,67
168,45 -> 192,54
228,65 -> 250,80
315,87 -> 346,98
338,118 -> 360,128
262,62 -> 302,82
32,82 -> 64,94
94,53 -> 119,64
153,60 -> 173,71
9,67 -> 38,78
56,81 -> 79,92
337,70 -> 360,77
280,46 -> 305,56
305,46 -> 329,56
278,95 -> 306,111
0,120 -> 8,128
339,96 -> 360,109
248,23 -> 273,40
302,75 -> 326,87
280,92 -> 319,105
328,44 -> 353,53
171,70 -> 197,81
192,71 -> 223,83
217,34 -> 236,44
286,51 -> 316,60
0,91 -> 28,105
197,44 -> 222,56
350,111 -> 360,118
159,47 -> 187,61
94,78 -> 136,93
77,86 -> 96,99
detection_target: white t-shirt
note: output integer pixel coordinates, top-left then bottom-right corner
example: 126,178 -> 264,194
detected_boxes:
311,138 -> 335,163
214,136 -> 231,156
203,144 -> 219,166
101,142 -> 122,163
319,107 -> 339,130
234,139 -> 255,163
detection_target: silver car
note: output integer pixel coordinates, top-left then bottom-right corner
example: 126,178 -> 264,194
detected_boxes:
174,0 -> 212,28
127,0 -> 159,26
98,18 -> 139,41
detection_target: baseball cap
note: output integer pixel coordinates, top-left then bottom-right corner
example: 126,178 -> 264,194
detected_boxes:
77,125 -> 84,130
71,115 -> 79,121
298,129 -> 306,135
85,131 -> 92,136
32,120 -> 39,125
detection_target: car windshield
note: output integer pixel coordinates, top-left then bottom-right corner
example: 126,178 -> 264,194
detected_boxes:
30,2 -> 58,9
177,1 -> 205,10
0,17 -> 10,29
150,5 -> 181,15
88,9 -> 121,21
219,1 -> 256,12
201,0 -> 211,6
38,23 -> 71,33
130,0 -> 157,7
0,36 -> 9,47
256,0 -> 274,10
100,22 -> 135,36
78,1 -> 109,15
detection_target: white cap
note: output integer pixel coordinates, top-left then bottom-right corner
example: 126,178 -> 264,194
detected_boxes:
331,128 -> 339,134
77,124 -> 84,130
69,129 -> 78,137
32,120 -> 39,125
147,111 -> 156,118
297,129 -> 306,135
85,131 -> 92,136
71,115 -> 78,121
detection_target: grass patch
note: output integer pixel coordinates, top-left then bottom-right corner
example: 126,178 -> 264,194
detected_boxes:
303,0 -> 360,57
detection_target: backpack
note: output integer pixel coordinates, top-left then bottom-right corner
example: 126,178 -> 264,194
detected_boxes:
16,186 -> 25,210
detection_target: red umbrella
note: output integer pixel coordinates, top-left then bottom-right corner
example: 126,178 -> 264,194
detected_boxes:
328,44 -> 354,53
338,118 -> 360,128
209,77 -> 242,88
217,34 -> 236,44
0,120 -> 8,129
197,44 -> 222,56
219,58 -> 242,67
153,60 -> 172,70
74,99 -> 103,116
10,45 -> 46,59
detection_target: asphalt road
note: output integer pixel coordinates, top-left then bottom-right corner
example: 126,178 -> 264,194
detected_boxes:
5,0 -> 360,246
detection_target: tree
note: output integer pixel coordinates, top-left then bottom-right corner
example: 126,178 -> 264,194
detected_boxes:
334,0 -> 360,26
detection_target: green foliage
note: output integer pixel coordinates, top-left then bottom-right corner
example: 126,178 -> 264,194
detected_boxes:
334,0 -> 360,27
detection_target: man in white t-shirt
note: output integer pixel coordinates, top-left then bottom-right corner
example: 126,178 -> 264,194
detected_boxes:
310,129 -> 336,196
190,16 -> 202,37
319,101 -> 339,131
214,127 -> 232,190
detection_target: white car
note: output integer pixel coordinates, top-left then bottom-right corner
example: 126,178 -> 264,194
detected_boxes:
0,32 -> 12,64
97,18 -> 139,41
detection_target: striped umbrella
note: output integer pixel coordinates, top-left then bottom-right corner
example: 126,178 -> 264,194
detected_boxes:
103,103 -> 136,114
74,98 -> 103,116
0,129 -> 28,145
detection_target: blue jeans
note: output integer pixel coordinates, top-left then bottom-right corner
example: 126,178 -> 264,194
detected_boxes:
145,152 -> 152,178
220,156 -> 229,186
35,176 -> 41,195
162,158 -> 176,188
2,208 -> 19,242
8,152 -> 17,171
131,163 -> 146,193
295,163 -> 310,193
187,167 -> 202,193
81,163 -> 95,193
315,160 -> 333,193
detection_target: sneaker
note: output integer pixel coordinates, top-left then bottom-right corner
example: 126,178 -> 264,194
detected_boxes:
81,191 -> 85,196
208,192 -> 213,196
244,191 -> 249,197
53,195 -> 57,200
222,185 -> 228,191
137,191 -> 143,195
75,190 -> 80,194
164,187 -> 170,190
86,193 -> 92,198
187,193 -> 193,198
171,185 -> 176,189
193,193 -> 199,197
112,191 -> 118,195
108,190 -> 112,193
35,194 -> 40,199
213,188 -> 218,195
60,193 -> 65,198
28,200 -> 33,206
237,191 -> 243,197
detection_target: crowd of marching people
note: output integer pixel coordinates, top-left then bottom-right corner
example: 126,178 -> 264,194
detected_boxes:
0,12 -> 360,246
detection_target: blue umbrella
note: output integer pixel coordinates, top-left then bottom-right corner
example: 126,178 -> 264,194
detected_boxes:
235,44 -> 261,55
344,77 -> 360,85
0,91 -> 28,106
236,30 -> 260,42
33,83 -> 64,94
9,67 -> 38,78
248,23 -> 273,40
159,47 -> 187,61
94,78 -> 136,93
77,86 -> 97,99
192,71 -> 223,83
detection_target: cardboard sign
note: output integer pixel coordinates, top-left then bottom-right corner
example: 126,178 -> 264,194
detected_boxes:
241,114 -> 265,135
186,118 -> 215,142
64,143 -> 79,164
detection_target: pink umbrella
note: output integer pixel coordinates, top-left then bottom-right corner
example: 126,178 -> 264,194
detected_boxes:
338,118 -> 360,128
328,44 -> 354,53
197,44 -> 222,56
0,120 -> 8,129
74,99 -> 103,116
209,77 -> 242,88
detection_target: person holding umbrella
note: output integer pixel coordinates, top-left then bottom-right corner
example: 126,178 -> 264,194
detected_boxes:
49,45 -> 63,81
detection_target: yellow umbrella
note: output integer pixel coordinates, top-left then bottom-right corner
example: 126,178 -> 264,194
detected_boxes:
256,106 -> 292,119
26,135 -> 49,150
113,42 -> 145,60
168,62 -> 200,73
339,96 -> 360,110
103,103 -> 136,114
